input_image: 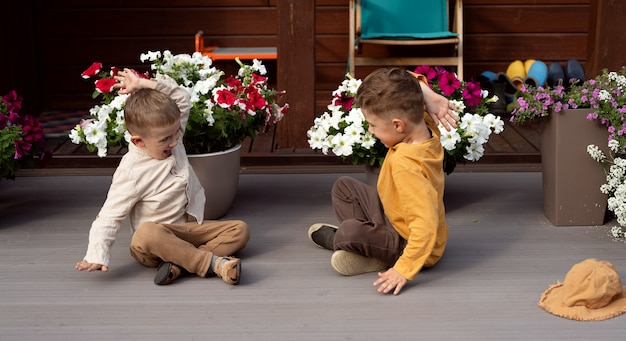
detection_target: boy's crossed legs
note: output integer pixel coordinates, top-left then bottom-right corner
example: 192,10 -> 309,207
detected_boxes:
309,176 -> 404,275
130,219 -> 250,285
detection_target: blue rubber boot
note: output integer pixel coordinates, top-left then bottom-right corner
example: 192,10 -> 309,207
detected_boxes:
480,71 -> 497,82
524,60 -> 548,88
566,59 -> 585,87
547,62 -> 565,88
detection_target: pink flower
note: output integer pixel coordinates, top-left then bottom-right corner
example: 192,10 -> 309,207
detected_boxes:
79,118 -> 95,129
2,90 -> 23,113
462,81 -> 482,107
13,139 -> 32,160
413,65 -> 437,81
437,71 -> 461,97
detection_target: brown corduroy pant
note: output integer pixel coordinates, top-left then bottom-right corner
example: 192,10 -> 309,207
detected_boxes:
331,176 -> 406,266
129,219 -> 249,277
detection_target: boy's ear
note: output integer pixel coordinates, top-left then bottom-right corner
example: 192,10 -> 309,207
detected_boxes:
130,135 -> 145,147
392,118 -> 405,132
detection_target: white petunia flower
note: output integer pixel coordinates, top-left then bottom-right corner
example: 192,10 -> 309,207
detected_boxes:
68,127 -> 83,144
438,124 -> 461,151
330,134 -> 354,157
251,59 -> 267,75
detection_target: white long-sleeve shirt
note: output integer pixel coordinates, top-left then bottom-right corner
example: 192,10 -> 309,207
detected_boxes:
83,77 -> 205,266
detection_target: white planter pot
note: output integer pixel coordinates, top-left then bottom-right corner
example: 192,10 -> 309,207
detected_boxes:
187,144 -> 241,219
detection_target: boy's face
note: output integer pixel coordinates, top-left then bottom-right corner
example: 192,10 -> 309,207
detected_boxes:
132,122 -> 180,160
362,109 -> 402,148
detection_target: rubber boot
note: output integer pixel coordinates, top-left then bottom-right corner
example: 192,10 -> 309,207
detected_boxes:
496,72 -> 518,103
524,59 -> 536,74
547,62 -> 565,88
566,59 -> 585,87
505,60 -> 526,89
524,60 -> 548,88
488,80 -> 508,116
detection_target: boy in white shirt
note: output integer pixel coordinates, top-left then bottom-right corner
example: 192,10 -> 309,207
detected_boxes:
75,68 -> 249,285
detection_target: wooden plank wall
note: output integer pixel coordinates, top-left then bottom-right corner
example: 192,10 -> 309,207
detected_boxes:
1,0 -> 607,150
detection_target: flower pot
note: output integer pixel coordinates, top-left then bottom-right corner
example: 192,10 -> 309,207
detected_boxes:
541,109 -> 608,226
187,144 -> 241,220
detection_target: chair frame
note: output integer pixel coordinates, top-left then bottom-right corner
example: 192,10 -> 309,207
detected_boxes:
348,0 -> 463,79
194,30 -> 277,61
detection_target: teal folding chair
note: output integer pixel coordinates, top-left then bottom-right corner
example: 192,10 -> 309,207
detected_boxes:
348,0 -> 463,79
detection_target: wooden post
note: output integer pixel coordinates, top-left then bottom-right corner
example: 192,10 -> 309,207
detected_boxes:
275,0 -> 316,150
586,0 -> 626,77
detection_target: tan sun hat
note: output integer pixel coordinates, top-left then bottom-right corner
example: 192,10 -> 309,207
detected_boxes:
539,258 -> 626,321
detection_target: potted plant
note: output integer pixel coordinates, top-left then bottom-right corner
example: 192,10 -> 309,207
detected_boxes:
307,66 -> 504,176
585,67 -> 626,234
588,140 -> 626,238
510,67 -> 626,226
1,90 -> 51,180
70,50 -> 288,218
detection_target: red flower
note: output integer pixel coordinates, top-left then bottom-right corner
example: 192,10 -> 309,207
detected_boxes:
250,73 -> 267,86
333,92 -> 355,111
246,89 -> 267,110
94,77 -> 117,93
81,62 -> 102,79
224,76 -> 242,88
110,66 -> 121,78
215,88 -> 237,107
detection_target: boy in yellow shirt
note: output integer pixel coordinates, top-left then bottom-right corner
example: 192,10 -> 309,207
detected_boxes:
309,67 -> 449,295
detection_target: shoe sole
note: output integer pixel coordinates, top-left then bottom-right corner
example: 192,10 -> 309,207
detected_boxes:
308,223 -> 338,250
331,250 -> 388,276
231,260 -> 241,285
154,262 -> 173,285
215,257 -> 241,285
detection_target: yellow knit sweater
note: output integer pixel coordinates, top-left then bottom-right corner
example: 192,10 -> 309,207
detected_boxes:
377,117 -> 448,280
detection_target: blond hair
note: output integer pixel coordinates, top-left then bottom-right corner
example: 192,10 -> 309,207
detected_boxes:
124,88 -> 180,136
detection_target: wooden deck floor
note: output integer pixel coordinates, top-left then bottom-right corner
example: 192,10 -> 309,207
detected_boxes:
1,171 -> 625,340
34,116 -> 543,174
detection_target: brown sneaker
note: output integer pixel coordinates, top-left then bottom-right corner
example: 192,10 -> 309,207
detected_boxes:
213,256 -> 241,285
330,250 -> 388,276
154,262 -> 185,285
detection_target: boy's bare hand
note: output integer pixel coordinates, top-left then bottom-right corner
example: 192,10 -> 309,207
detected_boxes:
373,268 -> 407,295
427,96 -> 459,131
419,80 -> 459,131
76,260 -> 108,272
113,68 -> 142,94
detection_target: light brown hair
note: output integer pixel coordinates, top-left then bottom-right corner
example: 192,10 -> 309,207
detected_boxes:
356,67 -> 424,123
124,88 -> 180,136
